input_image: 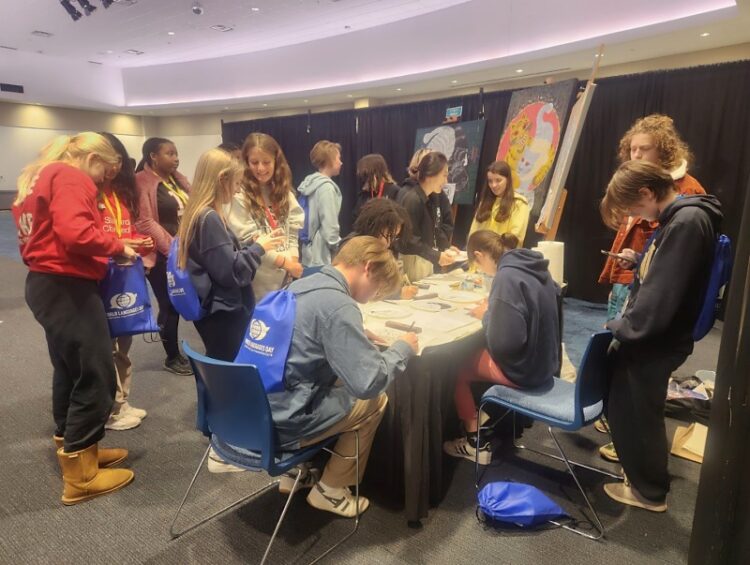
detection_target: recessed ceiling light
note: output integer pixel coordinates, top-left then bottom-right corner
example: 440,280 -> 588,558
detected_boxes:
106,49 -> 114,54
251,7 -> 260,12
31,30 -> 53,38
304,99 -> 309,103
450,80 -> 458,84
515,69 -> 524,73
347,94 -> 353,98
396,88 -> 402,91
262,103 -> 268,107
700,32 -> 711,37
125,49 -> 144,55
210,24 -> 234,32
167,31 -> 175,36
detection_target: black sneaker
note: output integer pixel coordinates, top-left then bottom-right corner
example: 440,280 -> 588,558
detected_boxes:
164,355 -> 193,376
443,433 -> 492,465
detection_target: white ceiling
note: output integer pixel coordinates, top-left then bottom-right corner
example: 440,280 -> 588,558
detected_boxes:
0,0 -> 748,114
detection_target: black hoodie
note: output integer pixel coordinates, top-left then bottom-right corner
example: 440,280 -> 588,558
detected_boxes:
485,249 -> 561,388
607,194 -> 722,349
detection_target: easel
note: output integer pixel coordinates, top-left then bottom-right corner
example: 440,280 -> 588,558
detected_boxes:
535,44 -> 604,241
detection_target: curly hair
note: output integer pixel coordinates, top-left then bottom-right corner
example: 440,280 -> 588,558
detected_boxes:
352,198 -> 412,243
617,114 -> 692,170
240,132 -> 294,223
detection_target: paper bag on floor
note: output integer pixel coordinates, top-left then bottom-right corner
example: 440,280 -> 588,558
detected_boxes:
670,422 -> 708,464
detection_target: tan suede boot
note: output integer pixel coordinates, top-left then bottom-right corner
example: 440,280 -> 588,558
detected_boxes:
53,436 -> 127,468
57,444 -> 134,505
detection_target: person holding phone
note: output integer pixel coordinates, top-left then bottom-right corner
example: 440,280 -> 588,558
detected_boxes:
600,160 -> 721,512
175,148 -> 285,362
227,133 -> 305,299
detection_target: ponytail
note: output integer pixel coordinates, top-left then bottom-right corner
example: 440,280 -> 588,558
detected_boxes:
15,132 -> 119,206
466,230 -> 519,264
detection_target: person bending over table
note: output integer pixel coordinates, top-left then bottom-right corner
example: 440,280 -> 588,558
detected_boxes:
269,236 -> 419,517
443,230 -> 561,464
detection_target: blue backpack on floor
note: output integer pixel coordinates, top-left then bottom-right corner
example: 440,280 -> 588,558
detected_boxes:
100,257 -> 159,337
166,237 -> 206,322
693,234 -> 732,341
477,482 -> 567,528
234,290 -> 296,393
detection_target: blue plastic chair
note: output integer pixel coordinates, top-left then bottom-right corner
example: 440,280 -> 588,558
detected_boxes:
475,331 -> 623,540
171,342 -> 361,564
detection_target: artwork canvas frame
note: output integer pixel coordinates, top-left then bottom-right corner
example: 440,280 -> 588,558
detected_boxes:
497,79 -> 578,215
414,119 -> 486,205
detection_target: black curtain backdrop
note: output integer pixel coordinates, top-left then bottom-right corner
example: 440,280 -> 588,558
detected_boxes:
222,60 -> 750,302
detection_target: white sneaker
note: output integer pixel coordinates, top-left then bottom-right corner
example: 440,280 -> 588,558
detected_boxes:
443,436 -> 492,465
105,412 -> 142,431
278,464 -> 320,494
121,403 -> 147,420
306,482 -> 369,518
207,447 -> 247,474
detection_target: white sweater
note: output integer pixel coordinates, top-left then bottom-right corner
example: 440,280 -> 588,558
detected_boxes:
226,187 -> 304,300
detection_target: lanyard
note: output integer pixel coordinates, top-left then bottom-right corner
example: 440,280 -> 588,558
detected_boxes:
263,206 -> 279,229
102,192 -> 123,238
370,181 -> 385,199
153,171 -> 188,206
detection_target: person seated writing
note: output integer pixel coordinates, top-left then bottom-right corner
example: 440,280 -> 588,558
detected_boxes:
443,230 -> 561,464
269,236 -> 419,517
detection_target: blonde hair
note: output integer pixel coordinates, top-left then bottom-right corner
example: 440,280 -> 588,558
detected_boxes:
310,140 -> 342,170
15,132 -> 120,205
333,236 -> 402,299
617,114 -> 692,170
600,160 -> 675,229
177,148 -> 244,269
241,132 -> 294,223
407,148 -> 434,180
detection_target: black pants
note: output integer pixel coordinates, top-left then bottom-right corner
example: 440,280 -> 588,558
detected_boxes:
25,272 -> 116,452
605,341 -> 690,502
194,309 -> 251,362
146,254 -> 180,359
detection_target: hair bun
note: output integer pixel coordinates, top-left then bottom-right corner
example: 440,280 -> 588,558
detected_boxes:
499,233 -> 520,250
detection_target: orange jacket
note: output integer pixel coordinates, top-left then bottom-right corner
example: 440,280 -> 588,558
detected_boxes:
598,173 -> 706,285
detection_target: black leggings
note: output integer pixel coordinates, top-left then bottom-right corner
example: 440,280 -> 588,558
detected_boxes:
146,254 -> 181,359
194,309 -> 251,362
25,271 -> 116,452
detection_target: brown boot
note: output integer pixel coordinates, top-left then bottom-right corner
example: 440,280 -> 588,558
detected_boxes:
54,436 -> 127,468
57,444 -> 134,505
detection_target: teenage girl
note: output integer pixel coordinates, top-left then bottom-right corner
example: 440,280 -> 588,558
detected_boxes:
176,148 -> 284,361
226,133 -> 304,299
135,137 -> 193,375
15,132 -> 136,504
443,230 -> 560,465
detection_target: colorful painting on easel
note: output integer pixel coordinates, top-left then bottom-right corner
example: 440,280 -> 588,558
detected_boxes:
497,79 -> 578,215
415,119 -> 486,206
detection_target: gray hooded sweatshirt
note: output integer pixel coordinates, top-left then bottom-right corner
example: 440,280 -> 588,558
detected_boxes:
269,265 -> 414,447
297,172 -> 342,267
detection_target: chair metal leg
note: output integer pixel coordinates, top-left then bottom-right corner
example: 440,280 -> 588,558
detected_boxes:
510,416 -> 624,480
170,445 -> 278,540
261,471 -> 302,565
310,430 -> 361,565
546,427 -> 605,540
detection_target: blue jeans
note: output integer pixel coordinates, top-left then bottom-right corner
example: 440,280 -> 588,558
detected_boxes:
607,283 -> 630,321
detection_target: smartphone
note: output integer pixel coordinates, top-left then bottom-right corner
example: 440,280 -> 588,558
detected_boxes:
600,250 -> 634,262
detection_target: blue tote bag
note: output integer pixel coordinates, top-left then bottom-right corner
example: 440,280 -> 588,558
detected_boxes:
234,290 -> 297,393
100,257 -> 159,337
166,237 -> 206,321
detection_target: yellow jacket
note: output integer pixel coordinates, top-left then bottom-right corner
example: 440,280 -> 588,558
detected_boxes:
469,193 -> 530,245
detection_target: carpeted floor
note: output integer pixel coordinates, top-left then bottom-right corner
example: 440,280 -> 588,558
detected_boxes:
0,213 -> 721,564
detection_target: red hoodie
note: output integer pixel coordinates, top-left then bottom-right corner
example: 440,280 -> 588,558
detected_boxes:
13,162 -> 125,281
